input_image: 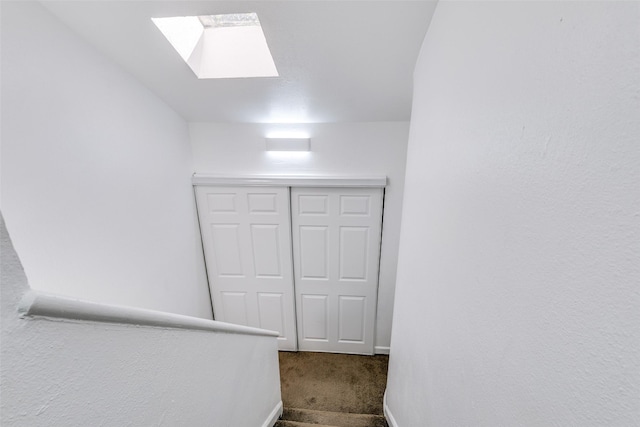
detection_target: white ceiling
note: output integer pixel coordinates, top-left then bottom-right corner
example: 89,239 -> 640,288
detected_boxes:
41,1 -> 437,123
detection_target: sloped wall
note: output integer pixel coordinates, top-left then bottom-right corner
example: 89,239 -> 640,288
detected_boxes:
386,2 -> 639,425
1,1 -> 210,318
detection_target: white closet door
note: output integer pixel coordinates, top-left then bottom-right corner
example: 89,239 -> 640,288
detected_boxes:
195,186 -> 297,351
291,187 -> 383,355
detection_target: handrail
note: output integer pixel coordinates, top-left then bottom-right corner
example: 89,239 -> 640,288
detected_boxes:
18,290 -> 279,338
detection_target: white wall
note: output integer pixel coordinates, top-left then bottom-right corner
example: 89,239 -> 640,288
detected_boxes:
386,2 -> 639,426
0,216 -> 281,426
1,1 -> 211,318
189,122 -> 409,350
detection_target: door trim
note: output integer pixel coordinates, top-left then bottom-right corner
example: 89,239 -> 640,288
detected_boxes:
192,174 -> 387,188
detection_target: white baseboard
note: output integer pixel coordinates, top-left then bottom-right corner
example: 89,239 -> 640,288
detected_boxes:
263,400 -> 283,427
375,346 -> 390,355
383,391 -> 399,427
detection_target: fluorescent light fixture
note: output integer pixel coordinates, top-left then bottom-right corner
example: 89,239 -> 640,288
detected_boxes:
152,13 -> 278,79
266,151 -> 311,160
265,137 -> 311,152
266,131 -> 310,139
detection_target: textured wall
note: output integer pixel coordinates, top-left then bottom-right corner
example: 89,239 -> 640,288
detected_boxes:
1,1 -> 211,318
1,215 -> 281,426
189,122 -> 409,351
386,1 -> 639,426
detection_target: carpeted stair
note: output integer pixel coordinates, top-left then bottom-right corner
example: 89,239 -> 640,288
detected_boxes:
277,352 -> 389,427
275,407 -> 387,427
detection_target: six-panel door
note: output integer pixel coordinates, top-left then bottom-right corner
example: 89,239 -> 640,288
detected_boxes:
195,186 -> 297,351
291,187 -> 383,355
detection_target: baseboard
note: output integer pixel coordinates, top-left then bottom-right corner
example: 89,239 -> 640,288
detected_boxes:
375,346 -> 390,355
263,400 -> 283,427
383,391 -> 399,427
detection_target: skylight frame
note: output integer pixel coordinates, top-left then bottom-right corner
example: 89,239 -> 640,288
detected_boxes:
152,12 -> 279,79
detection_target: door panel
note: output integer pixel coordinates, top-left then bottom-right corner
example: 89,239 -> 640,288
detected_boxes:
257,292 -> 286,335
207,193 -> 237,213
247,193 -> 279,213
340,195 -> 371,215
250,225 -> 282,277
210,225 -> 244,276
196,186 -> 297,351
338,296 -> 366,343
301,294 -> 329,341
299,226 -> 329,279
339,227 -> 369,280
298,195 -> 329,215
291,187 -> 383,354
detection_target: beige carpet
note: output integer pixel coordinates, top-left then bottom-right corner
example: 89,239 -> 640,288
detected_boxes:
278,351 -> 389,415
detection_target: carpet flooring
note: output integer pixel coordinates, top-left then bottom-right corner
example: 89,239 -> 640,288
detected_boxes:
278,352 -> 389,416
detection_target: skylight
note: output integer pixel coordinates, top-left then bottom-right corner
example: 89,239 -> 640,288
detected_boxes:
152,13 -> 278,79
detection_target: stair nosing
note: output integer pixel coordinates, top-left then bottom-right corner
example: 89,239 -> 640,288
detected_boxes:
283,407 -> 385,418
279,406 -> 387,427
275,420 -> 336,427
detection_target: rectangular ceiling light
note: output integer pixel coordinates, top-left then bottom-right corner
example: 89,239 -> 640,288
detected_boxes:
265,138 -> 311,152
152,13 -> 278,79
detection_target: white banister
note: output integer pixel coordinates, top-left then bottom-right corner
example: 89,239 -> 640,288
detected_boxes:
18,290 -> 279,337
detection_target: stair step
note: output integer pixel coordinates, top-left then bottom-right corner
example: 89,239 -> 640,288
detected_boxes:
274,421 -> 335,427
280,407 -> 387,427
